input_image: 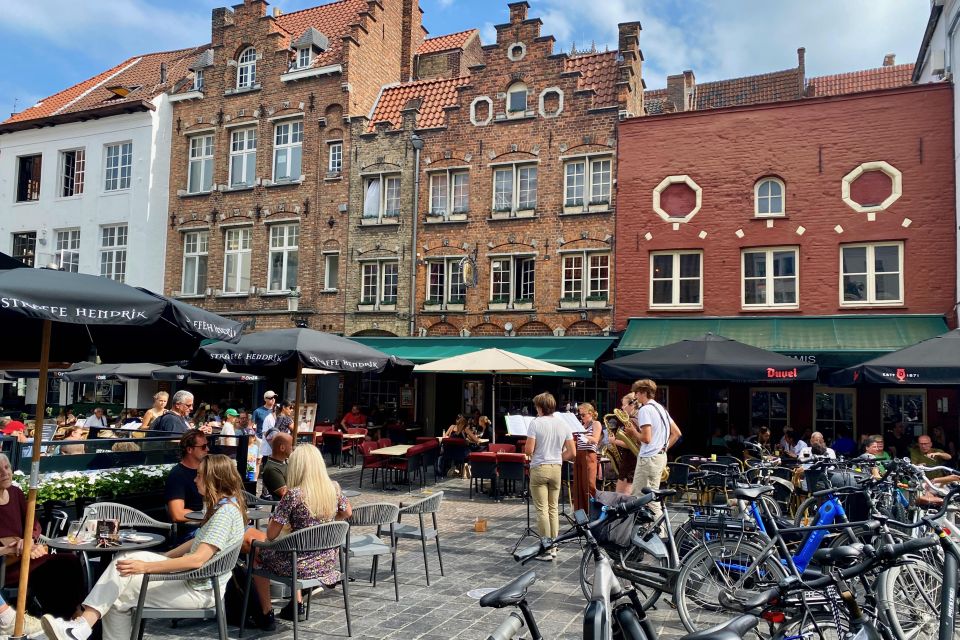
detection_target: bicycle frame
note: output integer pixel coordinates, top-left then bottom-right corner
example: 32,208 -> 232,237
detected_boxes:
608,496 -> 682,597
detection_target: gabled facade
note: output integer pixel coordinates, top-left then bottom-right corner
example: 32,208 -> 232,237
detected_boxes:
0,47 -> 205,290
345,1 -> 643,339
163,0 -> 423,334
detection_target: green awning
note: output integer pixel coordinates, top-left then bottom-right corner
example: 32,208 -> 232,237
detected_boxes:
616,315 -> 949,369
352,336 -> 616,378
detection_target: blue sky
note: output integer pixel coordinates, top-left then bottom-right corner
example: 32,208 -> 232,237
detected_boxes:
0,0 -> 930,119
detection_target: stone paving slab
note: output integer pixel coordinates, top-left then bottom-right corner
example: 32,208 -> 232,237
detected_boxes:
146,463 -> 691,639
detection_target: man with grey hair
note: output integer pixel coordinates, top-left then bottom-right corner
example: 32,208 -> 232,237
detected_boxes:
799,431 -> 836,462
151,390 -> 194,434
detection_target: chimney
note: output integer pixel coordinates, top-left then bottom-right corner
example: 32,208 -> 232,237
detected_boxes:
508,1 -> 529,24
273,7 -> 281,18
797,47 -> 806,96
666,71 -> 695,112
883,53 -> 896,66
159,62 -> 167,84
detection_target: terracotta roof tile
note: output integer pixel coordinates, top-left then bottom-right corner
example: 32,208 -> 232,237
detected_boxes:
274,0 -> 368,67
807,63 -> 914,97
563,51 -> 619,108
369,76 -> 470,130
417,29 -> 478,55
694,68 -> 803,110
4,46 -> 206,125
643,88 -> 669,114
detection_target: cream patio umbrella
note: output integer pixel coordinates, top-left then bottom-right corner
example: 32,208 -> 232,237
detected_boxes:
413,348 -> 573,443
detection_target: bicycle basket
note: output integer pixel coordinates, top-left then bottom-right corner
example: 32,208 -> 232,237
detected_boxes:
588,491 -> 642,549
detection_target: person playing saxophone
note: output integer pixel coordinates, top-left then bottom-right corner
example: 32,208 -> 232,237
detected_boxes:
612,393 -> 640,494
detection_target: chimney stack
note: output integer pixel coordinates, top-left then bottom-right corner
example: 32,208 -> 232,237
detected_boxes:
508,1 -> 529,24
273,7 -> 282,18
160,62 -> 167,84
883,53 -> 896,67
666,71 -> 695,112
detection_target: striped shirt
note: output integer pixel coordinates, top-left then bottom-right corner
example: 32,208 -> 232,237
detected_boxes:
576,421 -> 600,454
188,498 -> 245,590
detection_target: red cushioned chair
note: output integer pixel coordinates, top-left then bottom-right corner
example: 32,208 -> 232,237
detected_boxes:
440,438 -> 469,477
386,443 -> 426,491
358,440 -> 387,488
467,452 -> 498,499
488,443 -> 515,454
497,453 -> 528,497
321,431 -> 345,466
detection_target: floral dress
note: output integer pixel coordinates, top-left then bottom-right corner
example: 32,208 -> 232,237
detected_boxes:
259,485 -> 348,585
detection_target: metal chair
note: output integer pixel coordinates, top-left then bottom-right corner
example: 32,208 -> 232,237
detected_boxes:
467,452 -> 498,499
346,503 -> 399,601
665,462 -> 694,503
395,492 -> 444,586
88,502 -> 173,534
241,521 -> 351,639
243,490 -> 280,512
129,542 -> 242,640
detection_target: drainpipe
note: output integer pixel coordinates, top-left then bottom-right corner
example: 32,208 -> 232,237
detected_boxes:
409,133 -> 424,336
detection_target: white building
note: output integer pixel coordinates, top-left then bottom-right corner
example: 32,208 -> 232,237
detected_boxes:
913,0 -> 960,304
0,46 -> 205,291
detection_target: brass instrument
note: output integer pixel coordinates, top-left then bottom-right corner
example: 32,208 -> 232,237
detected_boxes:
611,408 -> 641,457
601,413 -> 622,477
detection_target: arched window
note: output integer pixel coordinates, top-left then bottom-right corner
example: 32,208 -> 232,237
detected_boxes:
755,177 -> 785,217
237,47 -> 257,89
506,82 -> 528,117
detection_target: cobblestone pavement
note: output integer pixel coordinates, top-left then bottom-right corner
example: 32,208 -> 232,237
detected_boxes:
148,462 -> 691,639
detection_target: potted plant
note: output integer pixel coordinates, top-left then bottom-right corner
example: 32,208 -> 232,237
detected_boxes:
358,298 -> 376,312
586,294 -> 608,308
513,297 -> 534,310
488,296 -> 509,311
286,289 -> 302,312
560,295 -> 582,309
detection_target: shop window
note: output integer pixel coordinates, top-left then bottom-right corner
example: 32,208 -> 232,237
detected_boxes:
815,388 -> 855,442
750,388 -> 789,434
881,390 -> 925,439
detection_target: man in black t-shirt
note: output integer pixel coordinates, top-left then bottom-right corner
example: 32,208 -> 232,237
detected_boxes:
152,390 -> 194,434
260,432 -> 292,499
164,431 -> 208,523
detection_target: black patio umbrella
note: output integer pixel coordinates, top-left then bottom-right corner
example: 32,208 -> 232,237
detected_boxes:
600,333 -> 819,383
152,364 -> 263,383
829,329 -> 960,386
2,361 -> 94,380
0,256 -> 243,634
190,328 -> 413,440
61,362 -> 165,382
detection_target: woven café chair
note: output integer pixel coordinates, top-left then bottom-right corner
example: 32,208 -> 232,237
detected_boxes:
129,542 -> 242,640
243,490 -> 280,512
88,502 -> 173,534
395,491 -> 444,586
347,503 -> 400,601
240,521 -> 351,639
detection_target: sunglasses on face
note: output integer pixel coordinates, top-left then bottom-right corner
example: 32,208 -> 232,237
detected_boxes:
192,443 -> 209,450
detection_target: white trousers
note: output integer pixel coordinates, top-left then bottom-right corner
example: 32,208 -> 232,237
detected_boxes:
82,551 -> 213,640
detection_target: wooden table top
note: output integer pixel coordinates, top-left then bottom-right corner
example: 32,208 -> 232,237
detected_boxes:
343,433 -> 366,440
371,444 -> 413,456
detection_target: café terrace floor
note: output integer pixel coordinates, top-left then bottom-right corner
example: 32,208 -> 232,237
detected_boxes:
145,461 -> 690,640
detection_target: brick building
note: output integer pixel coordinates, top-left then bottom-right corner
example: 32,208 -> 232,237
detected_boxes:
614,80 -> 956,444
163,0 -> 424,336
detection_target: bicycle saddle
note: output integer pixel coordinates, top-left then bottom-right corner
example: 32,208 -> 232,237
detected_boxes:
479,570 -> 536,608
641,487 -> 678,499
680,614 -> 759,640
733,485 -> 774,501
811,544 -> 863,567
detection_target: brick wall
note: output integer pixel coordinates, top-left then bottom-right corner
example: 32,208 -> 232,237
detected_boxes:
614,84 -> 957,329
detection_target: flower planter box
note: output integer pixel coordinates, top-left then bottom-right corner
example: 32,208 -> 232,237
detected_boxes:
357,303 -> 375,312
379,304 -> 396,312
488,302 -> 508,311
586,299 -> 608,309
513,302 -> 533,310
560,299 -> 581,309
423,302 -> 443,312
491,209 -> 512,220
446,303 -> 465,312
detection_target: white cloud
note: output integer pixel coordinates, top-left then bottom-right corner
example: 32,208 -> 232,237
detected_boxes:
437,0 -> 456,7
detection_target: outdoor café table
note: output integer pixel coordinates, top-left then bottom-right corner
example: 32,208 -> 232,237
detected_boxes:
370,444 -> 414,490
341,489 -> 361,498
186,507 -> 273,528
342,433 -> 366,467
47,531 -> 166,589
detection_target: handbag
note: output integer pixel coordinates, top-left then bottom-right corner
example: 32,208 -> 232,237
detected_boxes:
588,490 -> 640,549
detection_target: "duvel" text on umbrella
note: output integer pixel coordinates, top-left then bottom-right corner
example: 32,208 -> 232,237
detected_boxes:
766,367 -> 799,379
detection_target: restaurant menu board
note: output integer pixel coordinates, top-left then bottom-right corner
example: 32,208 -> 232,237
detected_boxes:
504,412 -> 585,435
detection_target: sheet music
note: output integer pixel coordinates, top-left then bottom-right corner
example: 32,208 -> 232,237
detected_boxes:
504,414 -> 528,436
557,412 -> 585,433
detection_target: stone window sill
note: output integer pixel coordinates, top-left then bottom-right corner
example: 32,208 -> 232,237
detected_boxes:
264,178 -> 304,188
224,84 -> 261,97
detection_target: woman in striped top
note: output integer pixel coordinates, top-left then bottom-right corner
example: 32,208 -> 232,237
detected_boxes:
573,403 -> 603,512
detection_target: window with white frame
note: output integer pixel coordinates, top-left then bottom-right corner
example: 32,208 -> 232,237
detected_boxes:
506,81 -> 528,116
564,156 -> 612,209
16,155 -> 42,202
104,142 -> 132,191
99,224 -> 128,282
323,252 -> 339,290
561,252 -> 610,304
237,47 -> 257,89
650,251 -> 702,308
229,128 -> 256,188
492,164 -> 537,213
188,135 -> 214,193
55,229 -> 80,272
489,255 -> 535,303
12,232 -> 36,267
273,121 -> 302,183
193,69 -> 204,91
296,47 -> 312,69
360,261 -> 398,305
362,174 -> 401,222
426,259 -> 466,306
755,177 -> 785,217
60,149 -> 85,197
267,224 -> 299,292
181,231 -> 209,295
223,227 -> 251,294
428,170 -> 469,217
840,242 -> 903,305
327,141 -> 342,174
742,247 -> 798,308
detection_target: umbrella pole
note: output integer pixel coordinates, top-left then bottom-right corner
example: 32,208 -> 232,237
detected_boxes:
292,361 -> 303,445
15,319 -> 50,637
491,373 -> 496,445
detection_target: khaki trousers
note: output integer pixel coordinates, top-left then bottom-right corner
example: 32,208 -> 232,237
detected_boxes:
632,452 -> 667,520
529,464 -> 562,539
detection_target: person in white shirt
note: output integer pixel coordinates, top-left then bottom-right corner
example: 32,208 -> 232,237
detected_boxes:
220,409 -> 239,447
781,430 -> 807,460
625,379 -> 681,522
799,432 -> 836,462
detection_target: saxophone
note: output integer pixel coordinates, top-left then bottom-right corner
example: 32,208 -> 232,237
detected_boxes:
600,413 -> 621,476
612,408 -> 641,457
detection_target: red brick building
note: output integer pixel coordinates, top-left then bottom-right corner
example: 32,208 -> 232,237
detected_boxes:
614,81 -> 957,443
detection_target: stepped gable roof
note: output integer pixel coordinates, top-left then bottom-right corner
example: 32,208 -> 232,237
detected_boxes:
273,0 -> 368,67
693,67 -> 803,110
369,76 -> 470,130
807,63 -> 914,97
3,46 -> 206,126
417,29 -> 478,55
563,51 -> 619,108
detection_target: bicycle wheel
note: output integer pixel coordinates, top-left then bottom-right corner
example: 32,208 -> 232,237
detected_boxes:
793,496 -> 819,526
579,542 -> 669,611
879,558 -> 954,640
777,605 -> 846,640
674,538 -> 787,635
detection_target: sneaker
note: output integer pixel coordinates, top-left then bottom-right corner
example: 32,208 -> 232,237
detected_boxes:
41,615 -> 92,640
534,552 -> 554,562
278,600 -> 306,622
550,547 -> 559,560
0,612 -> 43,637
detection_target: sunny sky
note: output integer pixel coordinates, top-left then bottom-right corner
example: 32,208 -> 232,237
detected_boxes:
0,0 -> 930,119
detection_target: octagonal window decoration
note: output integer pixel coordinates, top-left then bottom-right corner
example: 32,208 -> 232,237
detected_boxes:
841,161 -> 902,221
652,175 -> 702,228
